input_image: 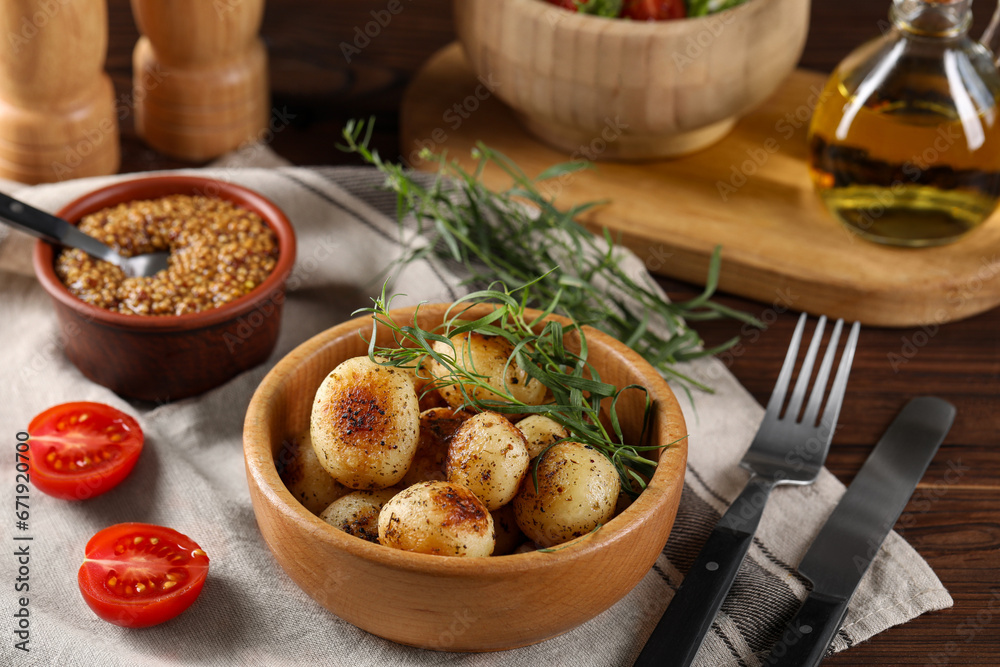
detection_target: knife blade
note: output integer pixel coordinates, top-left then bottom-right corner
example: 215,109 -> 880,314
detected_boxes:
761,396 -> 956,667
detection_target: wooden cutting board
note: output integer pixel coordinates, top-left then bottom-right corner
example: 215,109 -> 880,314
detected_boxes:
399,43 -> 1000,328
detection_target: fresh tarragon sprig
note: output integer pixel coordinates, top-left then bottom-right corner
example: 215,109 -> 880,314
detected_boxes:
359,283 -> 683,496
339,119 -> 761,393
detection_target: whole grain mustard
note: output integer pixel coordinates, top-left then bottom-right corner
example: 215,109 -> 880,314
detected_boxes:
55,195 -> 278,316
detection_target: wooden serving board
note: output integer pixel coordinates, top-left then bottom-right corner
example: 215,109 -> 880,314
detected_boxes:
400,43 -> 1000,327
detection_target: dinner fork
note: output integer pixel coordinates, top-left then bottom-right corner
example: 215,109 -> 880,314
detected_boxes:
633,313 -> 860,667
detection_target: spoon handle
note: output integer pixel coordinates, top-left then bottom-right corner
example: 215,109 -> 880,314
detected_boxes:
0,192 -> 123,267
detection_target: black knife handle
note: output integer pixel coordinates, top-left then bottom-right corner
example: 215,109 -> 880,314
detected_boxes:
761,591 -> 851,667
633,476 -> 774,667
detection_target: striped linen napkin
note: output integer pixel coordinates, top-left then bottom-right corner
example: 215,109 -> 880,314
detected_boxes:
0,160 -> 951,667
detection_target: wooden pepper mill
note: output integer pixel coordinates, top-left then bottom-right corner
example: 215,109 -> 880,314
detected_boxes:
131,0 -> 270,162
0,0 -> 120,183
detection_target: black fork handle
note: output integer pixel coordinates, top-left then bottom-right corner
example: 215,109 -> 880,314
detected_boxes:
634,475 -> 775,667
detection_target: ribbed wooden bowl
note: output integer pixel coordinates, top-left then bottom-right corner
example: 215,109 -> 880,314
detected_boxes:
243,304 -> 688,651
454,0 -> 809,159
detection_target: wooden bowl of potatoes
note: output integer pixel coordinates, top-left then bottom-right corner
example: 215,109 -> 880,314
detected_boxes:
243,303 -> 687,651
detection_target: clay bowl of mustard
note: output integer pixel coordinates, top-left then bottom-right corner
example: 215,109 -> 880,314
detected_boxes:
33,175 -> 296,402
454,0 -> 810,159
243,303 -> 688,651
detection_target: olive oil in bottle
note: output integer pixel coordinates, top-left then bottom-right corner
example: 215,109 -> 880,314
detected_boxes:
808,0 -> 1000,247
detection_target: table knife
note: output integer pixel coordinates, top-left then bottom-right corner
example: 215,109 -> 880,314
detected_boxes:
761,396 -> 956,667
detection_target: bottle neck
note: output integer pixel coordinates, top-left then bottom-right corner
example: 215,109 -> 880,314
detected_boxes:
891,0 -> 972,37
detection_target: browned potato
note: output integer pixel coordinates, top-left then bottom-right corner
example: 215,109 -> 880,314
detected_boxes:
490,502 -> 525,556
277,430 -> 349,514
513,442 -> 620,547
428,332 -> 547,411
319,489 -> 398,543
379,356 -> 447,412
514,542 -> 539,554
516,415 -> 569,459
446,411 -> 530,510
615,474 -> 647,517
311,356 -> 420,489
414,359 -> 449,412
400,408 -> 472,487
378,481 -> 495,557
615,492 -> 635,517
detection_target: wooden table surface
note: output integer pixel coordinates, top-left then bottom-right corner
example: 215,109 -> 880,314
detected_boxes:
104,1 -> 999,664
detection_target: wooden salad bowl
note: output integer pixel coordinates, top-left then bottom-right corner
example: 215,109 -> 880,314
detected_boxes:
454,0 -> 810,159
243,303 -> 688,651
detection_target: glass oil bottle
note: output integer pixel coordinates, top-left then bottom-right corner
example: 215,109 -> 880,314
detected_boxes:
809,0 -> 1000,246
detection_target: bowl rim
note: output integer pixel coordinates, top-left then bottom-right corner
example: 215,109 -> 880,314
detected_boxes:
492,0 -> 764,30
32,174 -> 297,332
244,303 -> 688,575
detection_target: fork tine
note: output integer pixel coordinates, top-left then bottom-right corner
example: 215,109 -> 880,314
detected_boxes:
801,319 -> 844,426
785,315 -> 827,422
764,313 -> 808,417
819,321 -> 861,432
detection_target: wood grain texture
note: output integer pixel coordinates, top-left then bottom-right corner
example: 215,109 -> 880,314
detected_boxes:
130,0 -> 269,161
454,0 -> 808,158
688,289 -> 1000,666
96,1 -> 1000,662
243,304 -> 687,651
0,0 -> 119,183
401,44 -> 1000,329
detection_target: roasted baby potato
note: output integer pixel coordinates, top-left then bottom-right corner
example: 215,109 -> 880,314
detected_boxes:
414,359 -> 449,412
446,411 -> 530,511
428,332 -> 547,411
400,407 -> 471,487
490,502 -> 525,556
319,489 -> 398,543
311,356 -> 420,489
378,481 -> 495,557
514,541 -> 539,554
513,442 -> 620,547
377,356 -> 446,412
277,430 -> 349,515
516,415 -> 569,459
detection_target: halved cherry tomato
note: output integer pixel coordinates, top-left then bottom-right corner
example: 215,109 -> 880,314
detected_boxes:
78,523 -> 210,628
27,402 -> 143,500
546,0 -> 580,9
623,0 -> 686,20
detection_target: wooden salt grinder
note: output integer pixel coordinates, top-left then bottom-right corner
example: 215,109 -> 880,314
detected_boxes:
0,0 -> 120,183
131,0 -> 270,162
